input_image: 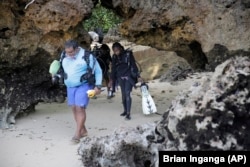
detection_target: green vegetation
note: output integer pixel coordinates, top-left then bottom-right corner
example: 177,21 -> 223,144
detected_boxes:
83,2 -> 122,33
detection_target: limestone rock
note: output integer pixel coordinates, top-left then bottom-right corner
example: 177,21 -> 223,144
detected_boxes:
102,0 -> 250,70
159,60 -> 192,82
132,45 -> 191,81
103,26 -> 122,43
206,44 -> 250,71
78,123 -> 162,167
156,56 -> 250,151
78,56 -> 250,167
0,0 -> 93,128
0,67 -> 66,128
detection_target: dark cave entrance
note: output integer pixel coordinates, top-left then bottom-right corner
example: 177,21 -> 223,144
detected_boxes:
188,41 -> 208,70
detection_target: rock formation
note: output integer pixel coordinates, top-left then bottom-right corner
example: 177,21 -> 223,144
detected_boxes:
79,56 -> 250,166
103,26 -> 123,43
133,48 -> 191,81
78,123 -> 158,167
159,60 -> 192,82
0,0 -> 93,128
156,56 -> 250,151
101,0 -> 250,70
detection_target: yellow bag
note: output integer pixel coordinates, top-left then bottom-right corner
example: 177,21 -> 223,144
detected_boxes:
87,90 -> 96,98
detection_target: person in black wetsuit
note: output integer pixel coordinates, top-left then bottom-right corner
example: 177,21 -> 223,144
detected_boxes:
110,42 -> 142,120
95,44 -> 113,98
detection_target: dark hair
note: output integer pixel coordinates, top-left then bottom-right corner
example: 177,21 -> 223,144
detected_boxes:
100,44 -> 110,52
64,40 -> 79,49
112,42 -> 124,50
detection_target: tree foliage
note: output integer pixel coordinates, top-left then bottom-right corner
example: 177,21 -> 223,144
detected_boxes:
83,2 -> 122,33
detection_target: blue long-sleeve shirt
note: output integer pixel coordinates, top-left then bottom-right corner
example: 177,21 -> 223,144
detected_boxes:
62,47 -> 102,88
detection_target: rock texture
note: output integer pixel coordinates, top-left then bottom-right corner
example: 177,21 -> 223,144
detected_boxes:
79,56 -> 250,166
156,56 -> 250,151
131,43 -> 191,81
101,0 -> 250,70
103,26 -> 123,43
79,124 -> 159,167
0,0 -> 93,128
206,44 -> 250,71
159,60 -> 192,82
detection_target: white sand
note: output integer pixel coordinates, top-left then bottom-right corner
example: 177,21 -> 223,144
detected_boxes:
0,75 -> 208,167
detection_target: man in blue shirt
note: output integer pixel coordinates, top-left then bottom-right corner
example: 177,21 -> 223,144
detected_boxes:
62,40 -> 102,143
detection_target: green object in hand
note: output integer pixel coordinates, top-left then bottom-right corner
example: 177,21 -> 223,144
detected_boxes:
49,60 -> 60,75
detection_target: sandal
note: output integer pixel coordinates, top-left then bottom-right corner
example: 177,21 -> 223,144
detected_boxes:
81,133 -> 88,138
71,137 -> 80,144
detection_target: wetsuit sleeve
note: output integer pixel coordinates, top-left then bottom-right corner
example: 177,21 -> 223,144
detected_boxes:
90,54 -> 103,85
106,53 -> 112,68
111,55 -> 116,81
129,52 -> 140,77
108,54 -> 112,63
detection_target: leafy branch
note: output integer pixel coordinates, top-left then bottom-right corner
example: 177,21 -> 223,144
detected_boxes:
83,1 -> 122,33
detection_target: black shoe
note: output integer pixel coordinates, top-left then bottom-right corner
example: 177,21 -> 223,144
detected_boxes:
125,114 -> 131,120
120,112 -> 127,116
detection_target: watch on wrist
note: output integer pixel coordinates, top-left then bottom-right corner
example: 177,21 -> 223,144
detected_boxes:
95,85 -> 102,90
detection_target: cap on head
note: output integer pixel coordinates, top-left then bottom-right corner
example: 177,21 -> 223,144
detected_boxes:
88,31 -> 99,42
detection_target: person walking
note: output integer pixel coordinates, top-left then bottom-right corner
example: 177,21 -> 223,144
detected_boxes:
96,44 -> 113,99
110,42 -> 142,120
62,40 -> 102,143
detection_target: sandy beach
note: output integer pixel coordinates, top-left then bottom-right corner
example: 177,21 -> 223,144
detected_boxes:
0,74 -> 209,167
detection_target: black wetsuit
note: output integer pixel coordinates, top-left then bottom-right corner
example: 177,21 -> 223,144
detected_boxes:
97,52 -> 112,79
111,50 -> 140,116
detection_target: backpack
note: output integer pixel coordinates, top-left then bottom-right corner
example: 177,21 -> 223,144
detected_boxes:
113,49 -> 142,83
91,45 -> 112,75
126,50 -> 138,80
80,50 -> 96,85
58,50 -> 96,86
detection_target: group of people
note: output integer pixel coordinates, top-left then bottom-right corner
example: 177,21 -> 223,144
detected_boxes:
56,39 -> 142,143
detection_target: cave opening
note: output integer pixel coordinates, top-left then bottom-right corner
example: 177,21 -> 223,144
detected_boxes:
82,1 -> 210,73
82,1 -> 122,33
188,41 -> 208,70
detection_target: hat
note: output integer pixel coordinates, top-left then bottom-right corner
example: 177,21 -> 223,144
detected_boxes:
88,31 -> 99,42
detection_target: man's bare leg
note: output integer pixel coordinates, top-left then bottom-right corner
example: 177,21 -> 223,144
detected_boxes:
72,106 -> 77,122
74,106 -> 88,139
